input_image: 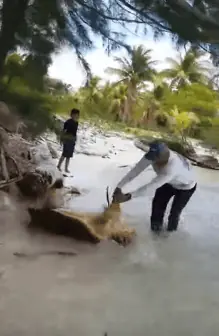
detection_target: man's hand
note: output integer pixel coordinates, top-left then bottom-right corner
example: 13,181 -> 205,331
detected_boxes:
112,187 -> 122,203
112,187 -> 132,204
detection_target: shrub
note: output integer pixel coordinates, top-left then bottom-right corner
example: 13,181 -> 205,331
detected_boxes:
200,117 -> 219,149
0,81 -> 57,137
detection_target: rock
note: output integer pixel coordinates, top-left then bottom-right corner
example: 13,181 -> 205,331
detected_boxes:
16,139 -> 63,199
17,172 -> 52,198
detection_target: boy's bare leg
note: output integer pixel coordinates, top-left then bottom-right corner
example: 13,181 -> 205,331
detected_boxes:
65,158 -> 70,173
57,155 -> 65,171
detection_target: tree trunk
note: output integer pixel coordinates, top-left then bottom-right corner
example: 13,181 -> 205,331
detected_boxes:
123,82 -> 137,123
0,0 -> 29,77
122,98 -> 129,122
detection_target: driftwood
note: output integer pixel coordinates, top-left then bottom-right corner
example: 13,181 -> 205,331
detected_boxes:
0,138 -> 22,189
0,147 -> 9,181
0,103 -> 32,189
0,103 -> 61,195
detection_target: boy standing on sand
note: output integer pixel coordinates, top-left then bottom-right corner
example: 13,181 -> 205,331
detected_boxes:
57,108 -> 80,173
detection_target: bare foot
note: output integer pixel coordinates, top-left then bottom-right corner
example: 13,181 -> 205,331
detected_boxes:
65,169 -> 70,173
57,166 -> 62,171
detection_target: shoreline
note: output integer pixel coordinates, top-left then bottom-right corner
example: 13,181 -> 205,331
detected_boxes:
51,117 -> 219,170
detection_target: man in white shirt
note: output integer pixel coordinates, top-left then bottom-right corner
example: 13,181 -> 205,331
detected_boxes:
112,140 -> 197,232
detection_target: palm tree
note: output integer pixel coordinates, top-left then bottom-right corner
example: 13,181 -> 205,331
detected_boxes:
137,72 -> 170,127
106,45 -> 156,121
163,47 -> 209,89
108,83 -> 128,121
81,76 -> 103,103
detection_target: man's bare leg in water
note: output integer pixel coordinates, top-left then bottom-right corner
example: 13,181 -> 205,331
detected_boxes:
57,155 -> 65,171
65,158 -> 70,173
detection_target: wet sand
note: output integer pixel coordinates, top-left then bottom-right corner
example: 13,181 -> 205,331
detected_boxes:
1,148 -> 219,336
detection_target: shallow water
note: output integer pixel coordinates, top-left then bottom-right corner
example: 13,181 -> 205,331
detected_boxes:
1,150 -> 219,336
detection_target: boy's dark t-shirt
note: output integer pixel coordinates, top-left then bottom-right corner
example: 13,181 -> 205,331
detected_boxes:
63,118 -> 78,139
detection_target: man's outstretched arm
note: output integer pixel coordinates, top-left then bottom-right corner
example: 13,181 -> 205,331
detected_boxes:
117,155 -> 151,189
131,172 -> 174,198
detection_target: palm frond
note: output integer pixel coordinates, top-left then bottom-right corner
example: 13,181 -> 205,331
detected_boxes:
165,57 -> 180,68
105,67 -> 129,78
113,56 -> 131,69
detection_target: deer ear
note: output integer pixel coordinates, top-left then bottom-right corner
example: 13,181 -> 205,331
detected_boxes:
106,186 -> 110,207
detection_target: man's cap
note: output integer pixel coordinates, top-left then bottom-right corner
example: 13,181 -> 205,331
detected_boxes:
144,140 -> 168,161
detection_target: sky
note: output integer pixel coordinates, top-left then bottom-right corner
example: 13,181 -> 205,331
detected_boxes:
48,29 -> 179,89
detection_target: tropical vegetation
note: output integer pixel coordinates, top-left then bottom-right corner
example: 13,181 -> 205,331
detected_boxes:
1,0 -> 219,147
61,45 -> 219,148
1,45 -> 219,149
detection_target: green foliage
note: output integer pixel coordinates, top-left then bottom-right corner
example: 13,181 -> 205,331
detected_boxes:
3,54 -> 24,85
0,71 -> 57,138
107,46 -> 156,85
54,45 -> 219,150
53,46 -> 219,149
2,53 -> 49,90
200,117 -> 219,148
106,46 -> 156,121
162,83 -> 219,118
162,47 -> 209,89
168,106 -> 200,139
1,44 -> 219,151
